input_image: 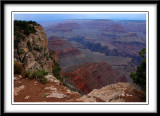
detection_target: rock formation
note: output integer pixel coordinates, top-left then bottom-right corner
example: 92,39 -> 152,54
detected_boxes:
65,62 -> 127,94
48,36 -> 82,58
77,82 -> 145,102
14,21 -> 57,73
106,23 -> 127,33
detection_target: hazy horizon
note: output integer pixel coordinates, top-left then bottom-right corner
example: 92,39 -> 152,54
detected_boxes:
14,13 -> 146,23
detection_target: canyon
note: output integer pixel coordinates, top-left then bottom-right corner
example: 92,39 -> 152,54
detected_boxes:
14,19 -> 146,102
46,19 -> 146,85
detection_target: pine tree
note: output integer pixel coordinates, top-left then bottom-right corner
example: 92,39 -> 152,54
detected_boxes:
130,48 -> 146,91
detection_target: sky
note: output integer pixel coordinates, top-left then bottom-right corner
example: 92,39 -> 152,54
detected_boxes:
14,13 -> 146,23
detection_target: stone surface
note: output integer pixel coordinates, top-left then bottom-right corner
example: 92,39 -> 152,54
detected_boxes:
14,85 -> 25,96
87,82 -> 144,102
46,92 -> 67,99
44,86 -> 57,92
77,82 -> 144,102
44,75 -> 61,84
14,23 -> 58,73
76,95 -> 97,102
14,75 -> 22,81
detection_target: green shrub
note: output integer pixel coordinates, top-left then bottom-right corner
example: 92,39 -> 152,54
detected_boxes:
36,71 -> 44,78
40,70 -> 48,75
14,20 -> 37,36
40,77 -> 47,84
130,48 -> 146,101
27,70 -> 38,79
28,20 -> 39,26
36,70 -> 48,78
43,53 -> 48,57
26,69 -> 48,84
52,62 -> 62,81
130,48 -> 146,91
37,70 -> 48,84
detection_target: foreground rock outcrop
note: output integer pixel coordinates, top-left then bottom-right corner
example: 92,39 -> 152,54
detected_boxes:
14,21 -> 57,73
14,74 -> 145,102
76,82 -> 145,102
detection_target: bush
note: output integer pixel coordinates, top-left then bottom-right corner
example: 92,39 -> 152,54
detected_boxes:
27,70 -> 38,79
40,77 -> 47,84
52,62 -> 62,82
28,20 -> 39,26
43,53 -> 48,57
40,70 -> 48,75
14,20 -> 37,36
37,70 -> 48,84
36,70 -> 48,78
26,69 -> 48,84
14,60 -> 24,74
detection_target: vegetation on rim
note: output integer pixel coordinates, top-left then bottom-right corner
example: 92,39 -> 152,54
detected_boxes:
130,48 -> 146,100
52,60 -> 62,82
26,70 -> 48,84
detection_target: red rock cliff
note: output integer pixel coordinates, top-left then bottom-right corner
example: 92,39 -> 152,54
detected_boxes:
65,62 -> 126,94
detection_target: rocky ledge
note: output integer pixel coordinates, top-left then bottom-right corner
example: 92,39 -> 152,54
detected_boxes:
14,74 -> 145,102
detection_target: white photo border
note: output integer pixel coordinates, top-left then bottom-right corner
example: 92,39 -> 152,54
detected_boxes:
3,3 -> 157,113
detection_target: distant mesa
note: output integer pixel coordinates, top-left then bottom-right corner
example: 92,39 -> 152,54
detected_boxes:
124,32 -> 139,38
49,22 -> 81,32
48,36 -> 82,58
106,23 -> 127,33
